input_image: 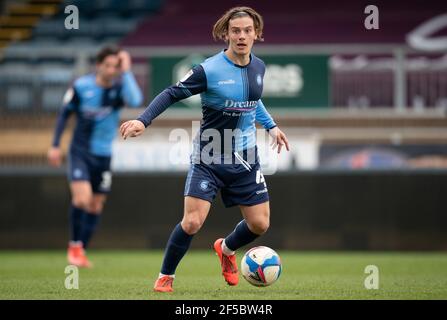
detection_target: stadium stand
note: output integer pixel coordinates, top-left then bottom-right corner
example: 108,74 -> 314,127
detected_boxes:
1,0 -> 162,50
0,0 -> 158,114
121,0 -> 447,46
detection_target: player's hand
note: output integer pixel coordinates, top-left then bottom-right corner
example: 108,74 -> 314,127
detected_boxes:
118,50 -> 132,73
268,127 -> 290,154
120,120 -> 145,140
47,146 -> 63,167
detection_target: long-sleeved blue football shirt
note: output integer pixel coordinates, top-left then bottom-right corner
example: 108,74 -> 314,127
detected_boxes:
52,71 -> 143,156
137,50 -> 276,157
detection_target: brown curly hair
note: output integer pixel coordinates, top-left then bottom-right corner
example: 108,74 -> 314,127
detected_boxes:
212,7 -> 264,43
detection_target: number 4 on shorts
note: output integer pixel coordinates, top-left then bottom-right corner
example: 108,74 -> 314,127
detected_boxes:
256,170 -> 265,184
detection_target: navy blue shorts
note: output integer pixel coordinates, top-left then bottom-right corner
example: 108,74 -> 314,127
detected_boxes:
68,148 -> 112,194
184,150 -> 269,208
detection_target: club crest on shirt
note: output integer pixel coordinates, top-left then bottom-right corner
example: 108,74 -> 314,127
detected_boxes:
256,74 -> 262,86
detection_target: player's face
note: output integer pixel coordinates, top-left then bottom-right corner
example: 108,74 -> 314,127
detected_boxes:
96,55 -> 120,82
227,16 -> 257,57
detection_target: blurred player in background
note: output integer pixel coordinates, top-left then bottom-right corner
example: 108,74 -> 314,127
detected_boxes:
48,46 -> 143,267
120,7 -> 289,292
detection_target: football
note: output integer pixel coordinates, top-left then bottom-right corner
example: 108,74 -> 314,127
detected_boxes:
240,246 -> 282,287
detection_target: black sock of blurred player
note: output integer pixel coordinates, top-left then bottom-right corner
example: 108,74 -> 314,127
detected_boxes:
80,213 -> 101,249
69,205 -> 85,244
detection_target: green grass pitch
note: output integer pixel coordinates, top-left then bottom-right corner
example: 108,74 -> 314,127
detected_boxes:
1,250 -> 446,299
